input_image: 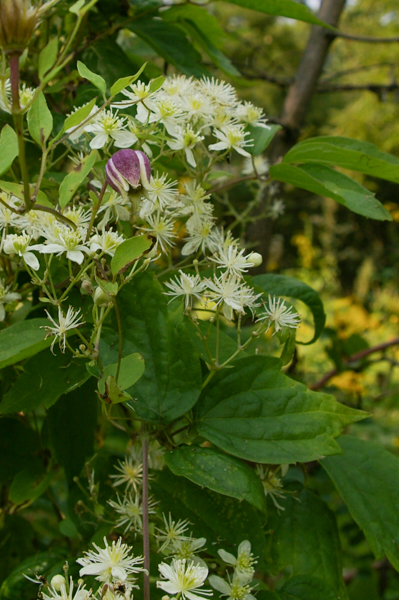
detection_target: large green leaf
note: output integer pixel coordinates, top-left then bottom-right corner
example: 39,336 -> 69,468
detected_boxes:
128,18 -> 208,78
27,92 -> 53,146
152,468 -> 266,561
47,379 -> 97,484
102,273 -> 202,423
270,163 -> 391,221
1,350 -> 90,414
9,463 -> 54,506
161,4 -> 228,49
322,436 -> 399,571
194,356 -> 366,464
0,125 -> 19,176
59,149 -> 98,208
0,319 -> 51,369
267,488 -> 347,599
252,274 -> 326,344
0,550 -> 66,600
284,136 -> 399,184
164,446 -> 266,512
187,319 -> 248,365
220,0 -> 332,27
0,419 -> 40,484
276,576 -> 339,600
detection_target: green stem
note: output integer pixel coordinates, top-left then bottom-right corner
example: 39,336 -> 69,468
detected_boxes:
112,296 -> 123,384
9,52 -> 31,211
85,180 -> 108,242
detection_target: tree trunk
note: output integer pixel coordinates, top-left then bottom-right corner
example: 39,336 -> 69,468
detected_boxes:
248,0 -> 347,265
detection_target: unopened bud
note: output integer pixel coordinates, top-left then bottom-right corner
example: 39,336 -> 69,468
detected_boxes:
247,252 -> 263,267
93,286 -> 112,306
81,279 -> 94,295
50,575 -> 66,591
0,0 -> 39,53
105,149 -> 151,198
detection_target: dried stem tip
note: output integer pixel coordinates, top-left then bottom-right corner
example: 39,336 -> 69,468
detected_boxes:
0,0 -> 39,53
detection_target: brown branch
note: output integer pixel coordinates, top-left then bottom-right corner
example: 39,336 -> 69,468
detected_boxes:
309,337 -> 399,391
317,82 -> 399,93
330,31 -> 399,43
319,61 -> 396,84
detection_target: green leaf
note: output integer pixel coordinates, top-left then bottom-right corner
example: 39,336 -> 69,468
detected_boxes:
164,446 -> 266,512
77,60 -> 107,94
152,468 -> 266,560
47,379 -> 98,485
128,18 -> 208,78
9,463 -> 53,506
181,20 -> 240,77
27,92 -> 53,146
101,273 -> 202,423
1,350 -> 90,414
0,319 -> 51,369
59,149 -> 98,208
220,0 -> 333,27
270,163 -> 391,221
0,419 -> 40,484
283,135 -> 399,184
322,436 -> 399,571
187,319 -> 248,365
61,97 -> 97,135
267,488 -> 347,599
110,62 -> 147,96
277,576 -> 340,600
111,234 -> 153,275
161,5 -> 228,49
253,274 -> 326,344
98,353 -> 145,394
0,125 -> 18,176
38,38 -> 58,80
249,124 -> 281,156
149,75 -> 165,93
0,180 -> 49,205
0,551 -> 66,600
194,356 -> 367,464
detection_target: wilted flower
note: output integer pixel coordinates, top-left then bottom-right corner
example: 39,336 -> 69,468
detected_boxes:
105,149 -> 151,197
42,306 -> 84,353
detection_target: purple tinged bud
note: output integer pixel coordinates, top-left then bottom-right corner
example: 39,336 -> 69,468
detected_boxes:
105,149 -> 151,196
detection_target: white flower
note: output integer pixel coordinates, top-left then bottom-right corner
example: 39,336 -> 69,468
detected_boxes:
42,306 -> 84,353
210,245 -> 256,276
255,464 -> 288,511
42,576 -> 91,600
140,212 -> 176,253
155,514 -> 192,553
181,182 -> 213,222
110,457 -> 143,492
235,101 -> 269,129
77,536 -> 145,583
168,126 -> 204,168
181,219 -> 215,256
115,81 -> 158,109
267,198 -> 285,219
209,125 -> 252,157
164,271 -> 206,309
171,537 -> 207,565
256,295 -> 300,333
241,156 -> 269,177
38,227 -> 89,264
108,493 -> 157,534
63,206 -> 92,230
97,191 -> 131,227
0,279 -> 21,321
180,92 -> 214,123
140,173 -> 179,217
163,75 -> 195,98
146,96 -> 184,135
0,80 -> 35,113
85,109 -> 137,149
208,574 -> 255,600
199,78 -> 237,107
205,274 -> 262,320
3,232 -> 41,271
218,541 -> 257,579
0,194 -> 21,230
157,559 -> 212,600
90,229 -> 125,257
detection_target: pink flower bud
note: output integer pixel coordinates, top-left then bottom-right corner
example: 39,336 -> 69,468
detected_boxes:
105,149 -> 151,196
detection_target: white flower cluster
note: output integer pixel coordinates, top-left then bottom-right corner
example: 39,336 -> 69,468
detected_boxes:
209,541 -> 257,600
